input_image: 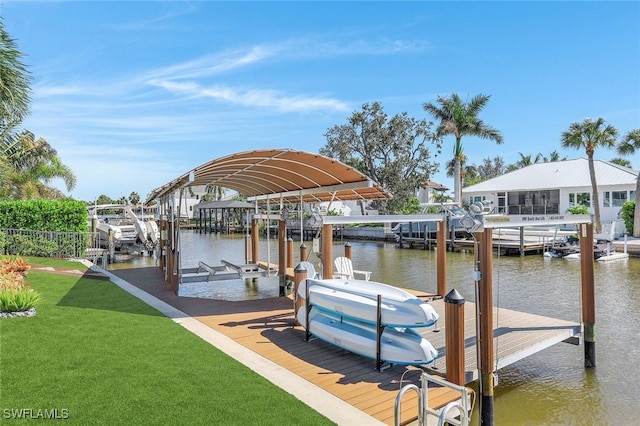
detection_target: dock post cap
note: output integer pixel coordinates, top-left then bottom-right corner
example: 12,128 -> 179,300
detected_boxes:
294,264 -> 307,273
300,243 -> 307,248
444,289 -> 465,305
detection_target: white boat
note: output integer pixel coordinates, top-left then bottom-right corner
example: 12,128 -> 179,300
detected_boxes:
88,204 -> 160,254
298,278 -> 439,328
297,306 -> 438,365
563,239 -> 629,262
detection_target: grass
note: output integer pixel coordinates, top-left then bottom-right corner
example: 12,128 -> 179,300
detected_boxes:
0,261 -> 334,425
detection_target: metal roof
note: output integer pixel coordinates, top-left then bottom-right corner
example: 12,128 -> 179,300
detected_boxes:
146,149 -> 391,204
464,158 -> 638,193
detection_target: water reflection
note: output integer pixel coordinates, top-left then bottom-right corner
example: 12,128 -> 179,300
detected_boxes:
108,231 -> 640,423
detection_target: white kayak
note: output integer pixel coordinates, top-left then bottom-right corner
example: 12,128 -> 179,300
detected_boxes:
297,306 -> 438,366
297,278 -> 439,328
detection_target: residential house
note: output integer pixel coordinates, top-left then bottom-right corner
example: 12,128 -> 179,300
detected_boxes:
462,158 -> 638,235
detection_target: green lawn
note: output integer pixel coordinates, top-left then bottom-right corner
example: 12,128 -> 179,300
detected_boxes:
0,261 -> 334,425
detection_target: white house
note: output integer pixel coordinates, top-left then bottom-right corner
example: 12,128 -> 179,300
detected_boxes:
416,180 -> 450,204
462,158 -> 638,233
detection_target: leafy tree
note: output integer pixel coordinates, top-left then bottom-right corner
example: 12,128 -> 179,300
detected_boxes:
616,128 -> 640,236
561,118 -> 618,233
423,93 -> 503,204
466,156 -> 506,186
320,102 -> 441,214
95,194 -> 115,205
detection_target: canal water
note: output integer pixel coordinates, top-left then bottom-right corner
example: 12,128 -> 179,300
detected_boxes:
109,231 -> 640,425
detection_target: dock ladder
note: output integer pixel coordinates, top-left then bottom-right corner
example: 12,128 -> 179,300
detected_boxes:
394,372 -> 471,426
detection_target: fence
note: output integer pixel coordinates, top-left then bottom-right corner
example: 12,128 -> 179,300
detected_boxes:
0,228 -> 105,259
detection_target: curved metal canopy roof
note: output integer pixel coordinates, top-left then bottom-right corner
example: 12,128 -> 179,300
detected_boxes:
146,149 -> 391,204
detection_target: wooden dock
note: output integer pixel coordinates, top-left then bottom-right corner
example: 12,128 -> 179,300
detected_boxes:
113,267 -> 581,425
398,233 -> 568,256
408,292 -> 581,381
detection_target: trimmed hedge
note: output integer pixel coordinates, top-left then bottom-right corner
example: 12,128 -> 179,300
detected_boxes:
0,199 -> 88,232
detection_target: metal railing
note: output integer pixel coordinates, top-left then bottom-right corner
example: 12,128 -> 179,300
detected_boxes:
0,228 -> 105,259
394,372 -> 471,426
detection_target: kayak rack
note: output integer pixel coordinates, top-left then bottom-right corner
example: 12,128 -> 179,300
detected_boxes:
303,284 -> 390,372
394,371 -> 471,426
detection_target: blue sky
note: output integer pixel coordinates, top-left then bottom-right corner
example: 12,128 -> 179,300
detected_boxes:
2,1 -> 639,202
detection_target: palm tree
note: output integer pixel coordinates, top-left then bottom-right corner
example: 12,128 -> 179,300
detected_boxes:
0,129 -> 76,200
609,157 -> 633,168
507,152 -> 543,171
0,20 -> 31,126
204,184 -> 226,201
423,93 -> 503,204
561,118 -> 618,233
616,129 -> 640,236
543,150 -> 567,162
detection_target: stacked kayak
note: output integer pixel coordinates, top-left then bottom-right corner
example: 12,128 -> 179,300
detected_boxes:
297,278 -> 440,365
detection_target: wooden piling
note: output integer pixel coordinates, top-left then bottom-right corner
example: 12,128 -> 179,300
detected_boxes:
580,222 -> 596,368
344,242 -> 352,259
278,220 -> 287,296
321,224 -> 333,279
286,237 -> 294,269
293,264 -> 308,326
445,289 -> 465,385
477,228 -> 495,426
299,243 -> 308,262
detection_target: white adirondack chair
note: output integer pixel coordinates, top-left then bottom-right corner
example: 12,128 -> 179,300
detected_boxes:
333,256 -> 371,281
297,261 -> 320,280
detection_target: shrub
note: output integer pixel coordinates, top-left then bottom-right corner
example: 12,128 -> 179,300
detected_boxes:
0,257 -> 39,313
0,288 -> 41,312
0,271 -> 27,291
0,257 -> 30,275
566,205 -> 590,215
620,200 -> 635,234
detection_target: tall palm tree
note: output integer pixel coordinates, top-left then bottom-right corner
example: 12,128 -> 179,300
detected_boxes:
561,118 -> 618,233
423,93 -> 503,204
616,129 -> 640,236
